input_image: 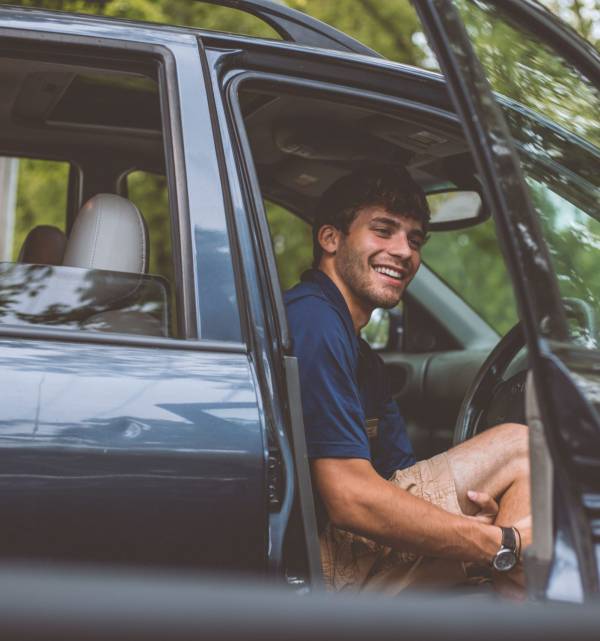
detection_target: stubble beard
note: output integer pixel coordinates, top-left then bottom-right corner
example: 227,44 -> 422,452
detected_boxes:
336,244 -> 403,310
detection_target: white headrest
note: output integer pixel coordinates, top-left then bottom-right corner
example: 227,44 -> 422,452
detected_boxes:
63,194 -> 148,273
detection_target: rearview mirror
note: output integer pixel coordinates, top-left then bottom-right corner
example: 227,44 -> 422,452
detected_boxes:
426,190 -> 485,231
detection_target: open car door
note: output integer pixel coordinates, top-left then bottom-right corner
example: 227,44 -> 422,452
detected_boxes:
414,0 -> 600,601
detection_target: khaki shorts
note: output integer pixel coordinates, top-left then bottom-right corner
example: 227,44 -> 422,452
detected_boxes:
320,452 -> 471,594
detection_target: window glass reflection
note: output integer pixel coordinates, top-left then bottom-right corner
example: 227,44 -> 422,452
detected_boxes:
527,178 -> 600,348
0,263 -> 170,337
459,0 -> 600,148
457,0 -> 600,349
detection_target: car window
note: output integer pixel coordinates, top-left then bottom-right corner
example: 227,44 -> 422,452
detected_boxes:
124,170 -> 177,335
0,157 -> 69,262
265,200 -> 312,291
0,57 -> 179,339
238,83 -> 513,355
424,218 -> 518,335
455,0 -> 600,350
527,177 -> 600,348
124,171 -> 174,287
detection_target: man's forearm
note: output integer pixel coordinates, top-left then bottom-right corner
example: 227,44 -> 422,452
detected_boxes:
350,476 -> 501,562
314,458 -> 502,564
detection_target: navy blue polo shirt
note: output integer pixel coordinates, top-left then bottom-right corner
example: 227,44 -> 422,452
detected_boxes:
284,269 -> 415,479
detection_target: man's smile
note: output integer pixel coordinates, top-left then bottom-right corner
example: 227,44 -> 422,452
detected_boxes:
372,263 -> 407,284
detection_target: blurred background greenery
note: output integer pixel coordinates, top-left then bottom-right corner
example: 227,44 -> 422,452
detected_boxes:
2,0 -> 598,335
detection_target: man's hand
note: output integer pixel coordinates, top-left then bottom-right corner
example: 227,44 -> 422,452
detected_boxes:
466,490 -> 499,524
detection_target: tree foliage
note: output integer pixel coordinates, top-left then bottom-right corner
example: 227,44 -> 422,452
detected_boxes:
2,0 -> 599,338
12,159 -> 68,258
540,0 -> 600,49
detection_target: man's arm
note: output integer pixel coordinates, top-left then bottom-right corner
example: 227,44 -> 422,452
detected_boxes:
312,457 -> 502,563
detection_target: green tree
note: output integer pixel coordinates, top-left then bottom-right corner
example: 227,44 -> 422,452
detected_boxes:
455,0 -> 600,147
11,159 -> 69,258
266,202 -> 312,290
6,0 -> 278,37
285,0 -> 429,66
539,0 -> 600,49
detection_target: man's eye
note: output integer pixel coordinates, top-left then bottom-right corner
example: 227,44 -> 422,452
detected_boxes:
409,237 -> 423,250
374,227 -> 391,237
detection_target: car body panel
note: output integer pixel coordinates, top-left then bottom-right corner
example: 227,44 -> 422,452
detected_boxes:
0,336 -> 266,568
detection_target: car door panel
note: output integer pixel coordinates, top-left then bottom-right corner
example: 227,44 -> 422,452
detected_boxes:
0,337 -> 266,569
416,0 -> 600,597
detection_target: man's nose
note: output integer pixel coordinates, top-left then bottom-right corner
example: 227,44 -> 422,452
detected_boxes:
388,231 -> 412,260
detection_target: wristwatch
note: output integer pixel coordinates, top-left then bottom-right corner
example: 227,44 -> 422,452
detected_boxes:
491,526 -> 519,572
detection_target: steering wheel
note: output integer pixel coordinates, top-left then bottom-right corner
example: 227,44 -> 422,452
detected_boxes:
453,323 -> 526,445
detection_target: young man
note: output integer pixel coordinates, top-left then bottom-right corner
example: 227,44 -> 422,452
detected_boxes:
284,165 -> 531,596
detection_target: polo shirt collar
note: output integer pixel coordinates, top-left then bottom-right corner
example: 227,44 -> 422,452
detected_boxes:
301,269 -> 356,338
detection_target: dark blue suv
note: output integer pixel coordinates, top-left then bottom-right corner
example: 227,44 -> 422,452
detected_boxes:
0,0 -> 598,605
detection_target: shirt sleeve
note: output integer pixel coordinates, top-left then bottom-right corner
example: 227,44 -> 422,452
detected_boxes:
286,296 -> 370,461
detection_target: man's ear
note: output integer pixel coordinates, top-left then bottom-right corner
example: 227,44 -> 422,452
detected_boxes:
317,224 -> 340,257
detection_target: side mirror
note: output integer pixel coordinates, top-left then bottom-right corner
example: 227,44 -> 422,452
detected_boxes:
427,190 -> 485,231
361,307 -> 404,351
564,297 -> 598,349
361,308 -> 390,351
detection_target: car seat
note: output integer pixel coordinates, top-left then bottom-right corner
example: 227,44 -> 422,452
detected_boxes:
63,193 -> 149,273
63,193 -> 167,336
18,225 -> 67,266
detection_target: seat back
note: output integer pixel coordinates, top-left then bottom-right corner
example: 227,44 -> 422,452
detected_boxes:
65,193 -> 166,336
0,195 -> 168,337
18,225 -> 66,266
63,193 -> 148,274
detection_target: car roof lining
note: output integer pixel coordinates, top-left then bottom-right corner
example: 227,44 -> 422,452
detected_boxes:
0,56 -> 164,169
240,86 -> 479,223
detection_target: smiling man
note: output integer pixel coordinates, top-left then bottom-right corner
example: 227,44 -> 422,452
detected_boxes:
284,165 -> 531,596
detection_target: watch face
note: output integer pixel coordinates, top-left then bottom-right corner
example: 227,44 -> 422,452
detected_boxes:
493,549 -> 517,572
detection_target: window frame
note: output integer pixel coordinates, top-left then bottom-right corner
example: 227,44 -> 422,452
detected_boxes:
224,70 -> 466,345
0,27 -> 226,350
223,70 -> 505,353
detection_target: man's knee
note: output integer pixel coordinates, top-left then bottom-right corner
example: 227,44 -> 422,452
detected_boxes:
493,422 -> 529,479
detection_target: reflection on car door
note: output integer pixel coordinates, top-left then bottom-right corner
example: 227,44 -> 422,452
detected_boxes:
414,0 -> 600,600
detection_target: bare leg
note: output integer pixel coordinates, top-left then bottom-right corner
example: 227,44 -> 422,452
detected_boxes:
445,423 -> 530,598
446,422 -> 530,522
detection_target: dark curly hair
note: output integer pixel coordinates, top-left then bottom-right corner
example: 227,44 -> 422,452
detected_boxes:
312,165 -> 430,268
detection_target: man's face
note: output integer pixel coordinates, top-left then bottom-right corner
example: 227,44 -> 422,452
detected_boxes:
333,205 -> 425,310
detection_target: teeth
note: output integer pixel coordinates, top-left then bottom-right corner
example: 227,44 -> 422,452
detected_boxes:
374,266 -> 403,280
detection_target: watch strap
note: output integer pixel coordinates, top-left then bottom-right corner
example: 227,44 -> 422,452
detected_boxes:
500,526 -> 517,552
